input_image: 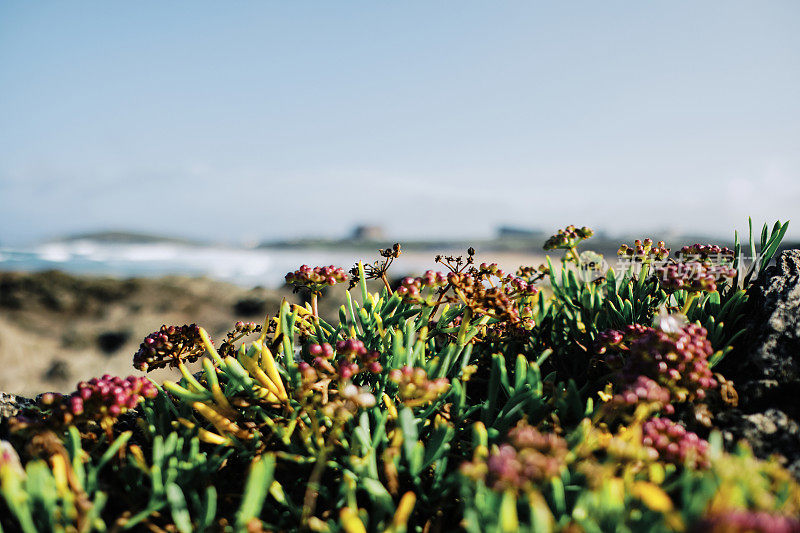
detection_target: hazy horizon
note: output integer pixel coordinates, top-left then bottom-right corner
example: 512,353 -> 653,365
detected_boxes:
1,1 -> 798,246
2,220 -> 792,250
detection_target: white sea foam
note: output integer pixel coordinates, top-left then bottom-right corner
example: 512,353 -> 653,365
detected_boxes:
71,240 -> 100,257
35,243 -> 71,262
2,240 -> 471,288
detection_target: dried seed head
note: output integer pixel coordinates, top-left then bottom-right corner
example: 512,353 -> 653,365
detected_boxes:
544,225 -> 594,251
616,238 -> 669,261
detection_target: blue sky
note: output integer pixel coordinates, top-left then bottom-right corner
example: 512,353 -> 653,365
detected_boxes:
1,1 -> 798,245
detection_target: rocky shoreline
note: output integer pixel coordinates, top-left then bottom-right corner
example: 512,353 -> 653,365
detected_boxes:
0,271 -> 293,396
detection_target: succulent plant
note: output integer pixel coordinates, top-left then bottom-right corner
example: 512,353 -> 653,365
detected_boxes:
1,219 -> 796,533
641,417 -> 710,469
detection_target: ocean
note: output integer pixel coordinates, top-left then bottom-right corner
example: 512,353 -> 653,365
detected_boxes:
0,240 -> 472,288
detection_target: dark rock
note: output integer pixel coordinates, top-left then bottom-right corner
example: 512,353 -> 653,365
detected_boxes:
0,280 -> 24,309
42,359 -> 71,382
715,250 -> 800,477
717,408 -> 800,477
97,330 -> 130,354
62,330 -> 93,349
0,270 -> 138,315
0,392 -> 29,420
233,297 -> 267,316
729,250 -> 800,414
0,392 -> 34,440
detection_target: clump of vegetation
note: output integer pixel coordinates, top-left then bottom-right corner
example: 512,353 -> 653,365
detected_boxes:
1,220 -> 797,532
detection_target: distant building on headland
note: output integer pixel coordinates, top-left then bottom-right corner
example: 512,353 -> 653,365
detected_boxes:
351,225 -> 385,241
496,226 -> 545,239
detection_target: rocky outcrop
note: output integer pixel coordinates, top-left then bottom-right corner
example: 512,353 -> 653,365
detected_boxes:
735,249 -> 800,410
0,392 -> 33,440
717,250 -> 800,476
0,392 -> 31,420
716,408 -> 800,476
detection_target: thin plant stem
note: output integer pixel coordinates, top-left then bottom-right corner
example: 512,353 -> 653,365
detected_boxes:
381,273 -> 393,295
310,293 -> 319,320
430,284 -> 452,319
301,446 -> 328,525
569,246 -> 581,264
301,417 -> 343,526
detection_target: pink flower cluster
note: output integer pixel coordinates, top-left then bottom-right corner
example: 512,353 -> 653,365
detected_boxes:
71,375 -> 157,418
656,261 -> 736,293
462,421 -> 568,492
598,322 -> 717,404
37,375 -> 158,426
301,340 -> 382,381
617,238 -> 670,261
396,271 -> 448,303
133,324 -> 204,371
285,265 -> 348,293
232,321 -> 260,334
642,417 -> 710,469
679,243 -> 735,262
694,510 -> 800,533
507,276 -> 538,297
478,262 -> 505,277
297,341 -> 378,418
334,338 -> 367,357
606,375 -> 674,415
388,366 -> 449,406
